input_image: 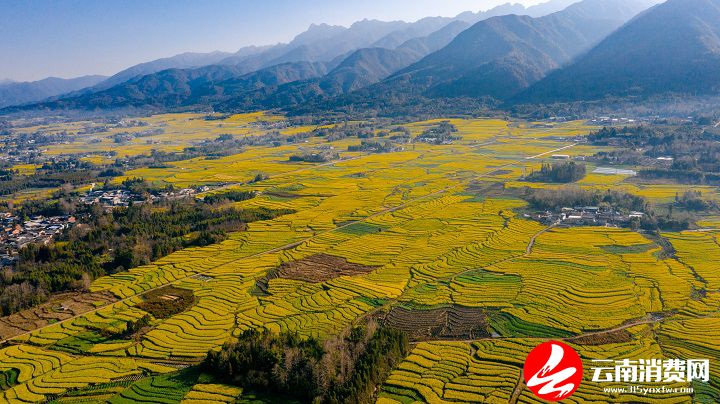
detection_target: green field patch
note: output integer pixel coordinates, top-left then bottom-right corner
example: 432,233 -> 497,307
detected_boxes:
336,221 -> 386,235
272,183 -> 306,192
522,258 -> 605,273
51,383 -> 133,403
490,311 -> 574,338
0,368 -> 19,391
455,269 -> 522,286
50,331 -> 109,354
110,368 -> 199,404
265,191 -> 301,201
463,180 -> 510,200
356,296 -> 389,307
692,379 -> 720,404
380,385 -> 423,404
344,172 -> 368,178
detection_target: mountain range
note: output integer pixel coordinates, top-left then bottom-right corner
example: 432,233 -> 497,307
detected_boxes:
354,0 -> 656,103
0,0 -> 580,110
515,0 -> 720,103
8,0 -> 720,114
0,76 -> 107,109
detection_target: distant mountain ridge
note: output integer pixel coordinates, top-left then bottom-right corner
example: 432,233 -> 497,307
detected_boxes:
95,51 -> 239,90
211,0 -> 583,73
0,76 -> 107,108
32,62 -> 329,110
215,19 -> 475,111
3,0 -> 675,113
339,0 -> 656,103
515,0 -> 720,103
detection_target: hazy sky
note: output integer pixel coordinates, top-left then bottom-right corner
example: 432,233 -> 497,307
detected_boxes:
0,0 -> 552,82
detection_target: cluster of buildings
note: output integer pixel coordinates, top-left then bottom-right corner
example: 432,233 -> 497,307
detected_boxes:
415,137 -> 456,145
544,136 -> 589,144
529,206 -> 645,227
590,117 -> 640,125
541,116 -> 643,124
0,214 -> 77,264
0,149 -> 41,166
248,120 -> 290,130
79,186 -> 210,208
155,186 -> 209,201
80,189 -> 144,207
0,184 -> 214,264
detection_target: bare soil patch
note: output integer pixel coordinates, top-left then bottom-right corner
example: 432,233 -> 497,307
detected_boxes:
278,254 -> 376,282
567,329 -> 633,345
465,180 -> 520,200
383,305 -> 490,341
488,169 -> 513,176
137,286 -> 195,319
255,254 -> 376,295
0,291 -> 117,341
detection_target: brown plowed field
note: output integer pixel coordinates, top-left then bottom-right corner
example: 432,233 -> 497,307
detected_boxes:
384,305 -> 490,341
0,291 -> 117,341
256,254 -> 376,294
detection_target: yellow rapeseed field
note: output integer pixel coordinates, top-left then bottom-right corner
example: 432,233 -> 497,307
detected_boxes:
2,114 -> 718,403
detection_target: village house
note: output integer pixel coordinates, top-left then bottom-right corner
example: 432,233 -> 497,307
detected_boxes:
532,206 -> 643,227
0,214 -> 77,260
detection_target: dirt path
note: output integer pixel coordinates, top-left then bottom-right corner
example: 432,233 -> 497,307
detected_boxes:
469,139 -> 498,148
1,141 -> 577,345
526,221 -> 559,255
509,369 -> 525,404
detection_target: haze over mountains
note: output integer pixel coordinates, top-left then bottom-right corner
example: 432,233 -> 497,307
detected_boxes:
0,0 -> 539,109
0,0 -> 579,110
95,51 -> 236,90
0,76 -> 107,109
8,0 -> 717,115
357,0 -> 657,102
516,0 -> 720,103
100,0 -> 580,87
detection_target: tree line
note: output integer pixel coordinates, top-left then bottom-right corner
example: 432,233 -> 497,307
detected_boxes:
526,161 -> 586,183
415,121 -> 460,145
525,186 -> 647,212
204,323 -> 408,403
0,194 -> 292,316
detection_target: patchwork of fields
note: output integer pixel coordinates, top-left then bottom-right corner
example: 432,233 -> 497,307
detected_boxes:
0,114 -> 718,403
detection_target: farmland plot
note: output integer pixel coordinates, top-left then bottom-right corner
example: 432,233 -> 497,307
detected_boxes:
1,116 -> 718,403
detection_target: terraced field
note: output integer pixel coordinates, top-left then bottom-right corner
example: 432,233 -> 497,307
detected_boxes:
379,334 -> 699,404
1,115 -> 718,403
